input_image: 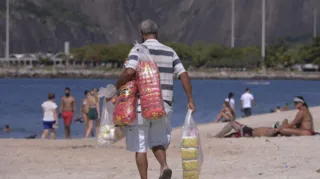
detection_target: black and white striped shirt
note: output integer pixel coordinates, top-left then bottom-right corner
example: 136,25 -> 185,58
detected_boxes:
125,39 -> 186,107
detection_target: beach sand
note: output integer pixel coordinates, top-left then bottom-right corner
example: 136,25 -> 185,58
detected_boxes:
1,107 -> 320,179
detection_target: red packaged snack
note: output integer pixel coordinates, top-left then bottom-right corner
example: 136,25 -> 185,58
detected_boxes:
113,81 -> 138,126
137,60 -> 166,120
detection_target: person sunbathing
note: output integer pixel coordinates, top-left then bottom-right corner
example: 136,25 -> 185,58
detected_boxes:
213,121 -> 279,138
278,96 -> 315,136
216,101 -> 236,123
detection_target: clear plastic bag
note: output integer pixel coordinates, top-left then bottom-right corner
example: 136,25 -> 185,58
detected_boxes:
113,81 -> 138,126
181,109 -> 203,179
134,43 -> 166,120
97,85 -> 125,146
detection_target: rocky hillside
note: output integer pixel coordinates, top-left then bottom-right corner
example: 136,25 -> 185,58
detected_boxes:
0,0 -> 319,55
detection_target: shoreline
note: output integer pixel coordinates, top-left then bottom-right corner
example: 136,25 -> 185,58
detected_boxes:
1,67 -> 320,80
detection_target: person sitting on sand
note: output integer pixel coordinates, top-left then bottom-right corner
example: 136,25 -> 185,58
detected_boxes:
213,121 -> 279,138
278,96 -> 314,136
216,101 -> 236,123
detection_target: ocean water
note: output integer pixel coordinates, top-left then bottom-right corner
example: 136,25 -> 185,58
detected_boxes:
0,78 -> 320,139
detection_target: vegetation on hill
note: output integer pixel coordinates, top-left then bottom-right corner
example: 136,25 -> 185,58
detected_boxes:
70,37 -> 320,70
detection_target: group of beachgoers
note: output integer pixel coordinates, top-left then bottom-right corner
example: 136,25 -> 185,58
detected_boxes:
213,89 -> 317,138
216,87 -> 291,123
40,87 -> 101,140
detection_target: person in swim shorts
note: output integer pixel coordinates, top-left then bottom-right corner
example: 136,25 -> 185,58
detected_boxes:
213,121 -> 279,138
278,96 -> 315,136
60,87 -> 76,139
41,93 -> 58,139
84,90 -> 100,139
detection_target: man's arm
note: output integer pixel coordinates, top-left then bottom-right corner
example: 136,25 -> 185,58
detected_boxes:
115,68 -> 136,90
240,99 -> 244,110
251,95 -> 256,106
73,97 -> 77,113
60,97 -> 64,113
179,72 -> 195,112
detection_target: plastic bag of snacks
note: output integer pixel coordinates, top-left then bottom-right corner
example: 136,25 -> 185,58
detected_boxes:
97,85 -> 125,146
113,81 -> 138,126
134,43 -> 166,120
181,109 -> 203,179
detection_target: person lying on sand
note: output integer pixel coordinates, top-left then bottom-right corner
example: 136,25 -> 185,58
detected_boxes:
212,121 -> 279,138
278,96 -> 315,136
216,101 -> 236,123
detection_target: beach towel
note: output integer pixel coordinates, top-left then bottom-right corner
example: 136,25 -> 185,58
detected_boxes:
181,109 -> 203,179
135,43 -> 166,120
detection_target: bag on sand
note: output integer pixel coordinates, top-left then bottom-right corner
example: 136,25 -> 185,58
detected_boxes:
113,81 -> 138,126
97,85 -> 125,146
134,43 -> 166,120
181,109 -> 204,179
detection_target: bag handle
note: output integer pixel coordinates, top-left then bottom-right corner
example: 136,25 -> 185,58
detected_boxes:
185,109 -> 193,126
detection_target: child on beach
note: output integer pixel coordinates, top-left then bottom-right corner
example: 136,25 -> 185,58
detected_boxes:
41,93 -> 58,139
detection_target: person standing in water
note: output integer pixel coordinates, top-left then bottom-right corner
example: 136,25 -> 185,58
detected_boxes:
41,93 -> 58,139
240,88 -> 255,117
60,87 -> 76,139
225,92 -> 235,110
85,89 -> 100,138
81,90 -> 90,135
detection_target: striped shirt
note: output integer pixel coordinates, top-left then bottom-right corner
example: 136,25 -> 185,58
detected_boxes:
125,39 -> 186,107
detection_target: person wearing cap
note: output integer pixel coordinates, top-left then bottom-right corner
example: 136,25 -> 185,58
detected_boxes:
114,19 -> 195,179
278,96 -> 314,136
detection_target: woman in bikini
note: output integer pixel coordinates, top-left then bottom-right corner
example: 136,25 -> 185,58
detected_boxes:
81,90 -> 90,135
216,101 -> 236,123
278,96 -> 315,136
85,90 -> 100,139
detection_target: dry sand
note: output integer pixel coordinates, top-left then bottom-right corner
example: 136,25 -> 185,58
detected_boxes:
1,107 -> 320,179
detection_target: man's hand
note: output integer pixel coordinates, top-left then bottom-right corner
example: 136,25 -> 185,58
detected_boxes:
188,100 -> 196,113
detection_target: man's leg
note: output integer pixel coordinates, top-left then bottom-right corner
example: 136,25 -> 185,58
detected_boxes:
279,128 -> 312,136
215,121 -> 243,138
63,112 -> 72,139
244,108 -> 249,117
152,146 -> 169,174
248,108 -> 252,116
50,129 -> 56,140
149,117 -> 172,179
125,121 -> 150,179
136,152 -> 148,179
41,129 -> 49,139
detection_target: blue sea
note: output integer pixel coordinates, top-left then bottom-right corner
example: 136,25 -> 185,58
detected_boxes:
0,78 -> 320,139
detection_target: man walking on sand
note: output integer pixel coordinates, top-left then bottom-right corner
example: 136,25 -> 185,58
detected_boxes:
60,87 -> 76,139
114,19 -> 195,179
240,88 -> 255,117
